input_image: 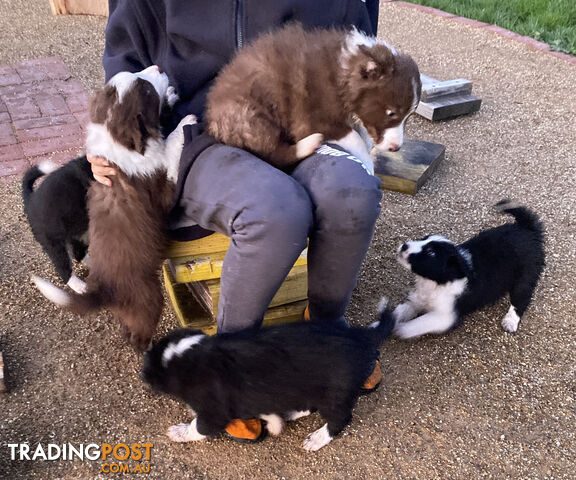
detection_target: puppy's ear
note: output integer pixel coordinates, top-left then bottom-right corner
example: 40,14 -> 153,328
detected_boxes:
445,252 -> 471,280
89,85 -> 118,124
358,45 -> 395,80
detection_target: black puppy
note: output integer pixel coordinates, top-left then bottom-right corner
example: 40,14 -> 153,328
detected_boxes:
393,200 -> 545,338
142,307 -> 395,451
22,156 -> 93,293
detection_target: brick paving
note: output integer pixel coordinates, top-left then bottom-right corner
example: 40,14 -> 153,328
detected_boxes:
0,57 -> 89,181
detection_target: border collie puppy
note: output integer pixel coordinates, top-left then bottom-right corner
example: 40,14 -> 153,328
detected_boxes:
22,156 -> 93,294
33,66 -> 196,351
206,23 -> 421,174
142,305 -> 395,451
393,200 -> 545,339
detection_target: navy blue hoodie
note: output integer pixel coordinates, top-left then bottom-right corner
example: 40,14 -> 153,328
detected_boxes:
103,0 -> 378,126
103,0 -> 379,238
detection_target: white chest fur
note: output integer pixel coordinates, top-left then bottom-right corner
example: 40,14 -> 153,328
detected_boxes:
410,276 -> 468,313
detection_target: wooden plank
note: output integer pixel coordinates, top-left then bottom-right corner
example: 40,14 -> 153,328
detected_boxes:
163,263 -> 307,333
417,73 -> 482,121
49,0 -> 67,14
165,232 -> 230,258
416,94 -> 482,121
373,139 -> 445,195
48,0 -> 108,16
420,77 -> 472,102
169,248 -> 308,283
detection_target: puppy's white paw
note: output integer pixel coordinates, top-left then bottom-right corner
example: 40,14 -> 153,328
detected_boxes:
302,424 -> 333,451
67,274 -> 86,294
393,303 -> 416,323
179,114 -> 198,127
260,414 -> 284,436
393,321 -> 423,340
166,86 -> 179,107
167,420 -> 206,442
296,133 -> 324,159
285,410 -> 312,421
501,306 -> 520,333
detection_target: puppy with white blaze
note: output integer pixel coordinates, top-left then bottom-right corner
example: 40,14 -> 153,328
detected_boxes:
142,305 -> 395,451
393,200 -> 545,339
33,65 -> 197,351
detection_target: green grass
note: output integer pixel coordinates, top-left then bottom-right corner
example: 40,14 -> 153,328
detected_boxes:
408,0 -> 576,55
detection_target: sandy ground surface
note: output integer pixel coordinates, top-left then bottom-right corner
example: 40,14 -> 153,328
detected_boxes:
1,1 -> 575,479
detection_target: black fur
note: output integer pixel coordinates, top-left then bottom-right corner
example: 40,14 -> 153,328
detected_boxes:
142,309 -> 394,448
22,156 -> 93,284
395,200 -> 544,337
455,201 -> 544,319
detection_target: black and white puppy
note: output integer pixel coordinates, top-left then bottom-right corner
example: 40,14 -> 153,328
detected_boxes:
22,156 -> 94,293
393,200 -> 545,339
142,307 -> 395,451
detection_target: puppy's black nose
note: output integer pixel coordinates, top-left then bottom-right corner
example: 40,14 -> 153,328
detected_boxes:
400,243 -> 408,252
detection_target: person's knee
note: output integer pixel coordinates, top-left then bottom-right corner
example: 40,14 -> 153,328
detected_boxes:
313,160 -> 382,234
233,175 -> 312,248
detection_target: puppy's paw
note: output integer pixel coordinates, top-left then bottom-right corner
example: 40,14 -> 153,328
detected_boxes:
393,321 -> 422,340
260,414 -> 284,436
167,421 -> 206,442
501,307 -> 520,333
67,274 -> 87,294
285,410 -> 312,421
166,86 -> 179,107
179,114 -> 198,127
296,133 -> 324,159
393,303 -> 415,323
302,424 -> 333,451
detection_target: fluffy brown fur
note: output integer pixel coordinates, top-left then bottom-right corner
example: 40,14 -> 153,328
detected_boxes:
34,67 -> 194,351
206,23 -> 421,169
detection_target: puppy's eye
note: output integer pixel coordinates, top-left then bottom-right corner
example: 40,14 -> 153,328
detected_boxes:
425,248 -> 436,257
385,109 -> 397,118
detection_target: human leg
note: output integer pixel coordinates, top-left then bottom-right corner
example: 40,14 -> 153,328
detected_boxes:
176,144 -> 313,333
291,144 -> 382,323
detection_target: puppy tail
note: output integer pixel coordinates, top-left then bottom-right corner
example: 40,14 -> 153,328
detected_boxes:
32,275 -> 105,315
21,162 -> 57,210
367,297 -> 396,345
495,199 -> 543,235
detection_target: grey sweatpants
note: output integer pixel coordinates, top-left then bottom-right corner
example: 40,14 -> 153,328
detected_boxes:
176,143 -> 382,333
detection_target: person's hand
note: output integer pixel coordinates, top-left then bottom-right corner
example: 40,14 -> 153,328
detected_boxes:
87,154 -> 116,186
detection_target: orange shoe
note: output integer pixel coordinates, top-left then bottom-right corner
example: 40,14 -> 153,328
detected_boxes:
224,419 -> 265,443
360,360 -> 382,394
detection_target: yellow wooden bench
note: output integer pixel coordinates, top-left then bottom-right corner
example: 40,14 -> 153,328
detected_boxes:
163,232 -> 308,334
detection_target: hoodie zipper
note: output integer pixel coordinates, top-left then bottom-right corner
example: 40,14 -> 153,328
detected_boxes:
235,0 -> 244,49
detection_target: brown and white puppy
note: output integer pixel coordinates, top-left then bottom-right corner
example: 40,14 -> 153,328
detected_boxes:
206,24 -> 421,173
34,66 -> 196,351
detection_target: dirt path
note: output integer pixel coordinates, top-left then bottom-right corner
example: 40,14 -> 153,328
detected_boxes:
1,1 -> 575,478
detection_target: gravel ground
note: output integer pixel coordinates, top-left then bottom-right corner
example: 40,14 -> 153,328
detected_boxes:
1,1 -> 575,479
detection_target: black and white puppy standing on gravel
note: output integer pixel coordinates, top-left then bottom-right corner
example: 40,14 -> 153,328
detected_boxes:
393,200 -> 545,339
142,306 -> 395,451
